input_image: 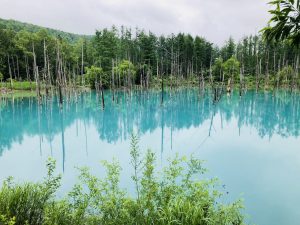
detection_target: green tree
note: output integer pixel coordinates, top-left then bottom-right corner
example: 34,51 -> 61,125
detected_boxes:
262,0 -> 300,46
221,37 -> 236,61
194,36 -> 213,73
85,66 -> 105,88
223,56 -> 240,81
277,65 -> 294,85
114,60 -> 136,86
136,31 -> 157,69
0,29 -> 16,79
94,28 -> 118,73
212,57 -> 224,82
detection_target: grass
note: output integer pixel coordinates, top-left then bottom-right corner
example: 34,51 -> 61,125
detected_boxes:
1,76 -> 299,94
0,81 -> 37,98
0,135 -> 245,225
0,90 -> 37,98
1,81 -> 36,91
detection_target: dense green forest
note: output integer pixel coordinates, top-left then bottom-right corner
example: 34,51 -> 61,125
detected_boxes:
0,18 -> 90,42
0,17 -> 299,94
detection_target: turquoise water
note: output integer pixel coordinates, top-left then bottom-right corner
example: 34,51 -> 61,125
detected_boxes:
0,89 -> 300,225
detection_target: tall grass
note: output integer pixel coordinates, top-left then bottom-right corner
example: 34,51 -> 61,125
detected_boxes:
1,81 -> 36,91
0,159 -> 60,225
0,135 -> 245,225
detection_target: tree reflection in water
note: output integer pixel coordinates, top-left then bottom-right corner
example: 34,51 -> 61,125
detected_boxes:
0,89 -> 299,157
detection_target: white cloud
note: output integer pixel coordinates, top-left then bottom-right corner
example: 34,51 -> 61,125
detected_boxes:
0,0 -> 271,45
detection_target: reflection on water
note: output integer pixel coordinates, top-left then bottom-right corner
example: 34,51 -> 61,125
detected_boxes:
0,89 -> 300,225
1,90 -> 299,154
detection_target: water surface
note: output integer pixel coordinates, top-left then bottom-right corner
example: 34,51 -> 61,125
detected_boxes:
0,89 -> 300,225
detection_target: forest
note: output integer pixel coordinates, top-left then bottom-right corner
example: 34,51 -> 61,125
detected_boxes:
0,17 -> 299,97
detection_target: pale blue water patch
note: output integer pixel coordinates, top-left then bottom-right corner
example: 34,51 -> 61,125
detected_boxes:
0,89 -> 300,225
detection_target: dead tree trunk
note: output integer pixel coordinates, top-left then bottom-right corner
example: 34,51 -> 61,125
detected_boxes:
33,44 -> 41,100
265,49 -> 270,90
100,78 -> 105,110
161,58 -> 164,105
293,54 -> 299,90
255,54 -> 259,93
209,57 -> 213,86
16,56 -> 20,81
7,55 -> 13,91
81,41 -> 84,86
24,55 -> 32,90
56,40 -> 63,108
43,39 -> 49,97
112,59 -> 115,101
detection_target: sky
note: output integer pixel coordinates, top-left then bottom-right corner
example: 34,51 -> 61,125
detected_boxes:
0,0 -> 271,46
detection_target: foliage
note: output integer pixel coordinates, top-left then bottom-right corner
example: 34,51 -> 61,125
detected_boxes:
212,58 -> 224,82
221,37 -> 236,61
94,28 -> 118,72
136,31 -> 158,67
84,66 -> 106,89
194,36 -> 213,70
0,18 -> 89,43
212,57 -> 240,82
0,17 -> 298,89
0,214 -> 15,225
277,65 -> 295,85
0,137 -> 245,225
262,0 -> 300,46
0,158 -> 61,225
114,60 -> 136,86
222,56 -> 240,81
3,81 -> 35,90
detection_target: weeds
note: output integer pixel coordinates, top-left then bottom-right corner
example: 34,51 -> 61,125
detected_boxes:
0,136 -> 245,225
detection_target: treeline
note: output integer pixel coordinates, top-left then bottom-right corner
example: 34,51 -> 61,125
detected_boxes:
0,18 -> 88,42
0,19 -> 299,91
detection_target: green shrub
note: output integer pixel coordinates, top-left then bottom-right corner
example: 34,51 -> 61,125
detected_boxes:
0,136 -> 245,225
113,60 -> 136,87
277,66 -> 295,86
84,66 -> 110,89
2,81 -> 35,90
0,159 -> 61,225
0,214 -> 15,225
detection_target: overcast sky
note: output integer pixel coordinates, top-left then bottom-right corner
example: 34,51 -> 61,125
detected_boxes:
0,0 -> 271,46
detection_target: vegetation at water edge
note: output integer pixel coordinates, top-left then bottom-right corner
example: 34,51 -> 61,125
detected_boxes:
0,135 -> 244,225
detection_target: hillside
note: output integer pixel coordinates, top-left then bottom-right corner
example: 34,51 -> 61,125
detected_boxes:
0,17 -> 92,42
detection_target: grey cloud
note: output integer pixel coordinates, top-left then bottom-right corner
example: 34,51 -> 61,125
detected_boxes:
0,0 -> 271,45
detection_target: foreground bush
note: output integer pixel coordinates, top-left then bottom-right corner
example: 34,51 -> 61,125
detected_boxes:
0,135 -> 245,225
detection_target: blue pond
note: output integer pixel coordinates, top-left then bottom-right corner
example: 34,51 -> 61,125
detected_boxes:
0,89 -> 299,225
